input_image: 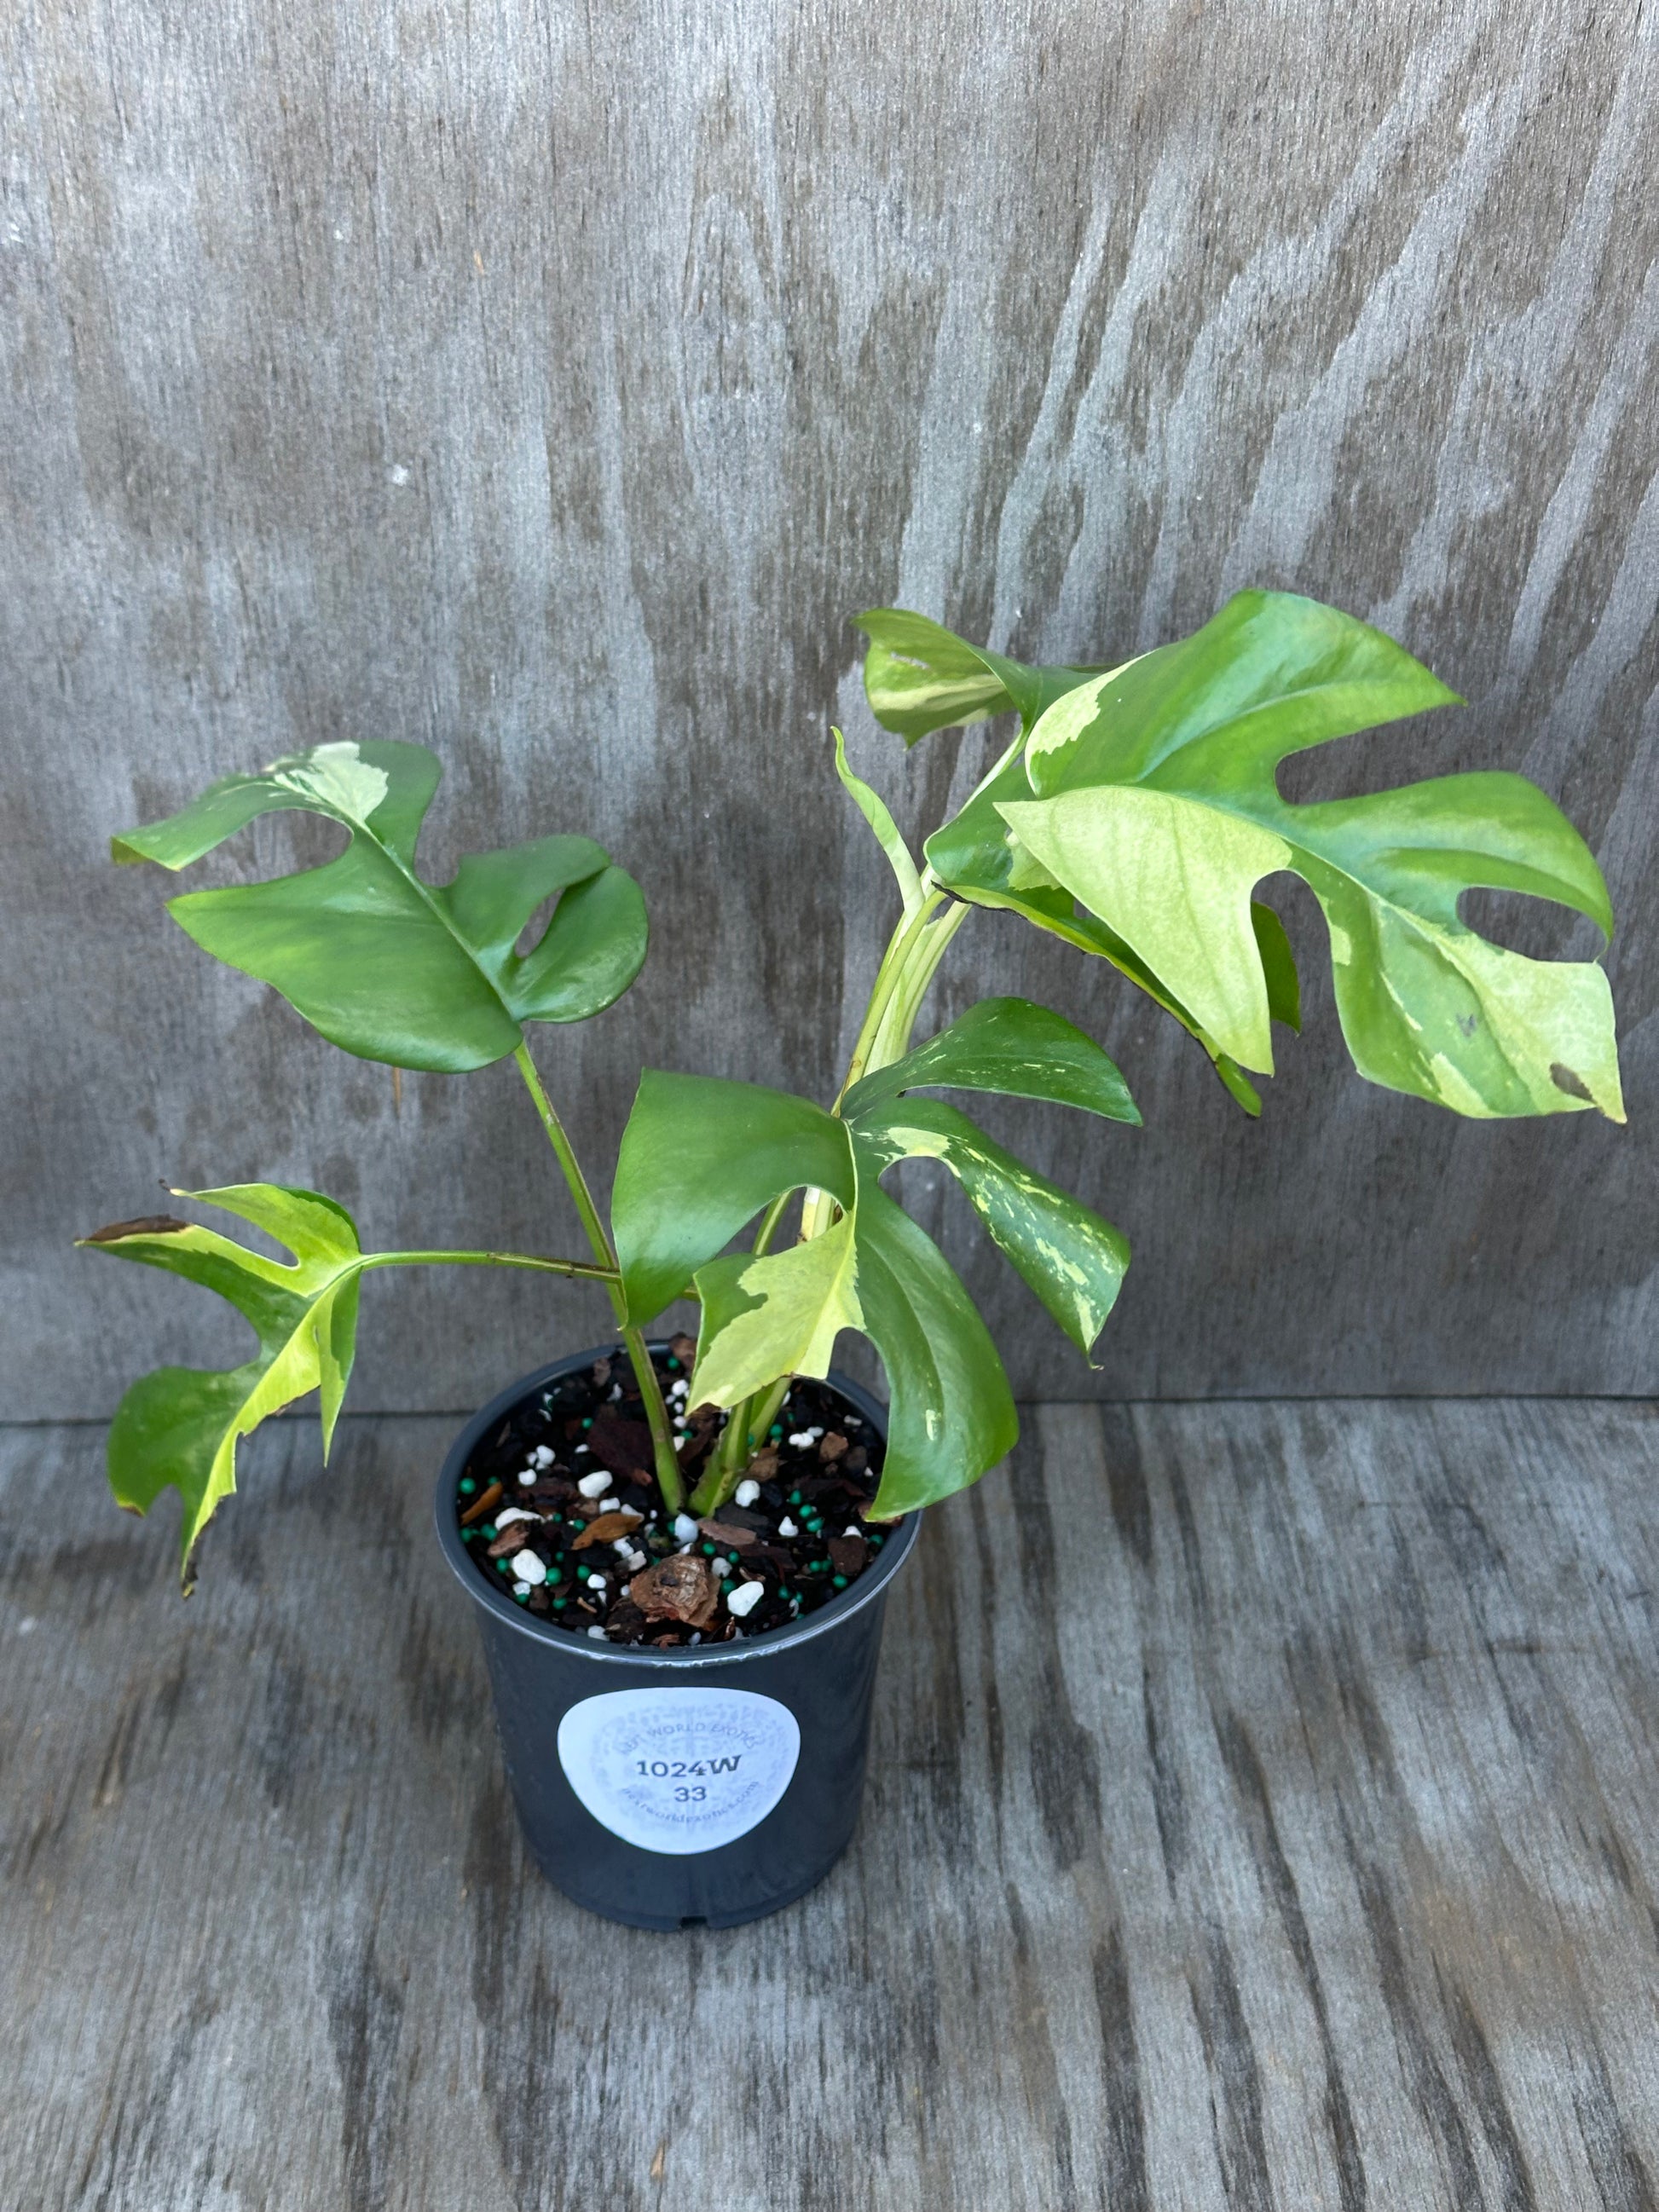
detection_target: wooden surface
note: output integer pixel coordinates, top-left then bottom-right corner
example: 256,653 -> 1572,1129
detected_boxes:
5,1396 -> 1658,2209
4,0 -> 1658,1418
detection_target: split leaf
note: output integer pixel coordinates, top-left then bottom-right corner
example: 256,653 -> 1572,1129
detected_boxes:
1003,590 -> 1621,1120
691,1212 -> 864,1409
853,1185 -> 1018,1516
114,740 -> 647,1072
842,995 -> 1139,1126
78,1186 -> 366,1586
613,1073 -> 857,1325
923,747 -> 1274,1113
612,1071 -> 1024,1511
852,1098 -> 1128,1361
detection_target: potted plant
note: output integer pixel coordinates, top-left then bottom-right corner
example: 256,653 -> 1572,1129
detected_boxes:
84,589 -> 1624,1927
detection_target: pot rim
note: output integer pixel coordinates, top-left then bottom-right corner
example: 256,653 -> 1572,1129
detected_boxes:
433,1342 -> 919,1669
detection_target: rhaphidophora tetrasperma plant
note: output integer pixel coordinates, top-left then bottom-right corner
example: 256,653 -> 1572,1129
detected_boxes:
85,591 -> 1624,1585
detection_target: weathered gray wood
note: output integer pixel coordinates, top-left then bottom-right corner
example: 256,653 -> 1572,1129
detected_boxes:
3,1399 -> 1657,2208
3,0 -> 1656,1417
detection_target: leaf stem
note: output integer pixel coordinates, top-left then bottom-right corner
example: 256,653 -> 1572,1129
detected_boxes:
361,1249 -> 619,1280
833,887 -> 947,1111
512,1042 -> 621,1270
512,1042 -> 685,1515
696,1190 -> 794,1506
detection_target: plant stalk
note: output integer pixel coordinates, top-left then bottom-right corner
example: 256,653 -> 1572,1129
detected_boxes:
833,886 -> 946,1111
690,1189 -> 794,1514
697,880 -> 973,1505
689,1367 -> 796,1518
512,1042 -> 685,1516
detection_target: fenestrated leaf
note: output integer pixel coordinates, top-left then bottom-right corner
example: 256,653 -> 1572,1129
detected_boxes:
853,1099 -> 1129,1360
832,727 -> 924,916
924,745 -> 1274,1114
1005,590 -> 1623,1121
78,1185 -> 366,1585
842,996 -> 1139,1126
690,1211 -> 864,1410
853,1184 -> 1019,1516
114,740 -> 648,1072
612,1073 -> 858,1325
854,608 -> 1108,745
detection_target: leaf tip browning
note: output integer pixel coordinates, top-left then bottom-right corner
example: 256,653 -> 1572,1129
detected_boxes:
80,1215 -> 192,1245
1548,1061 -> 1594,1105
1550,1060 -> 1626,1124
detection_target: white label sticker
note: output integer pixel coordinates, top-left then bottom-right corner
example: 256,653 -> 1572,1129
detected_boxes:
556,1687 -> 801,1856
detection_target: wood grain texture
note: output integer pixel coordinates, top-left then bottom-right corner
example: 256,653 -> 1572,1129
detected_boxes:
2,0 -> 1656,1415
4,1398 -> 1658,2208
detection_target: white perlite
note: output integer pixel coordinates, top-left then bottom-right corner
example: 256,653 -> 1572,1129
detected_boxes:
734,1479 -> 760,1507
777,1516 -> 798,1538
532,1445 -> 555,1469
576,1470 -> 610,1499
494,1506 -> 538,1529
725,1580 -> 764,1618
673,1513 -> 700,1543
509,1549 -> 546,1585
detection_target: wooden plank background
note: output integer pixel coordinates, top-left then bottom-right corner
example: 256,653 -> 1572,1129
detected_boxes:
3,0 -> 1656,1418
5,1397 -> 1657,2208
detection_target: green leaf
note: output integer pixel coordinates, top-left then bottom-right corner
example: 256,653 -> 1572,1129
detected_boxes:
1252,902 -> 1301,1031
78,1185 -> 365,1585
1011,785 -> 1295,1071
1212,1057 -> 1264,1118
853,1100 -> 1129,1360
612,1073 -> 858,1324
854,609 -> 1108,745
843,996 -> 1140,1126
691,1211 -> 863,1409
924,745 -> 1275,1114
833,728 -> 923,915
854,1185 -> 1019,1516
616,1068 -> 1020,1511
114,740 -> 648,1072
1004,590 -> 1623,1121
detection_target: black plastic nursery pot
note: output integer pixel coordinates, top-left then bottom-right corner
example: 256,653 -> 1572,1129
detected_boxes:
435,1344 -> 919,1930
